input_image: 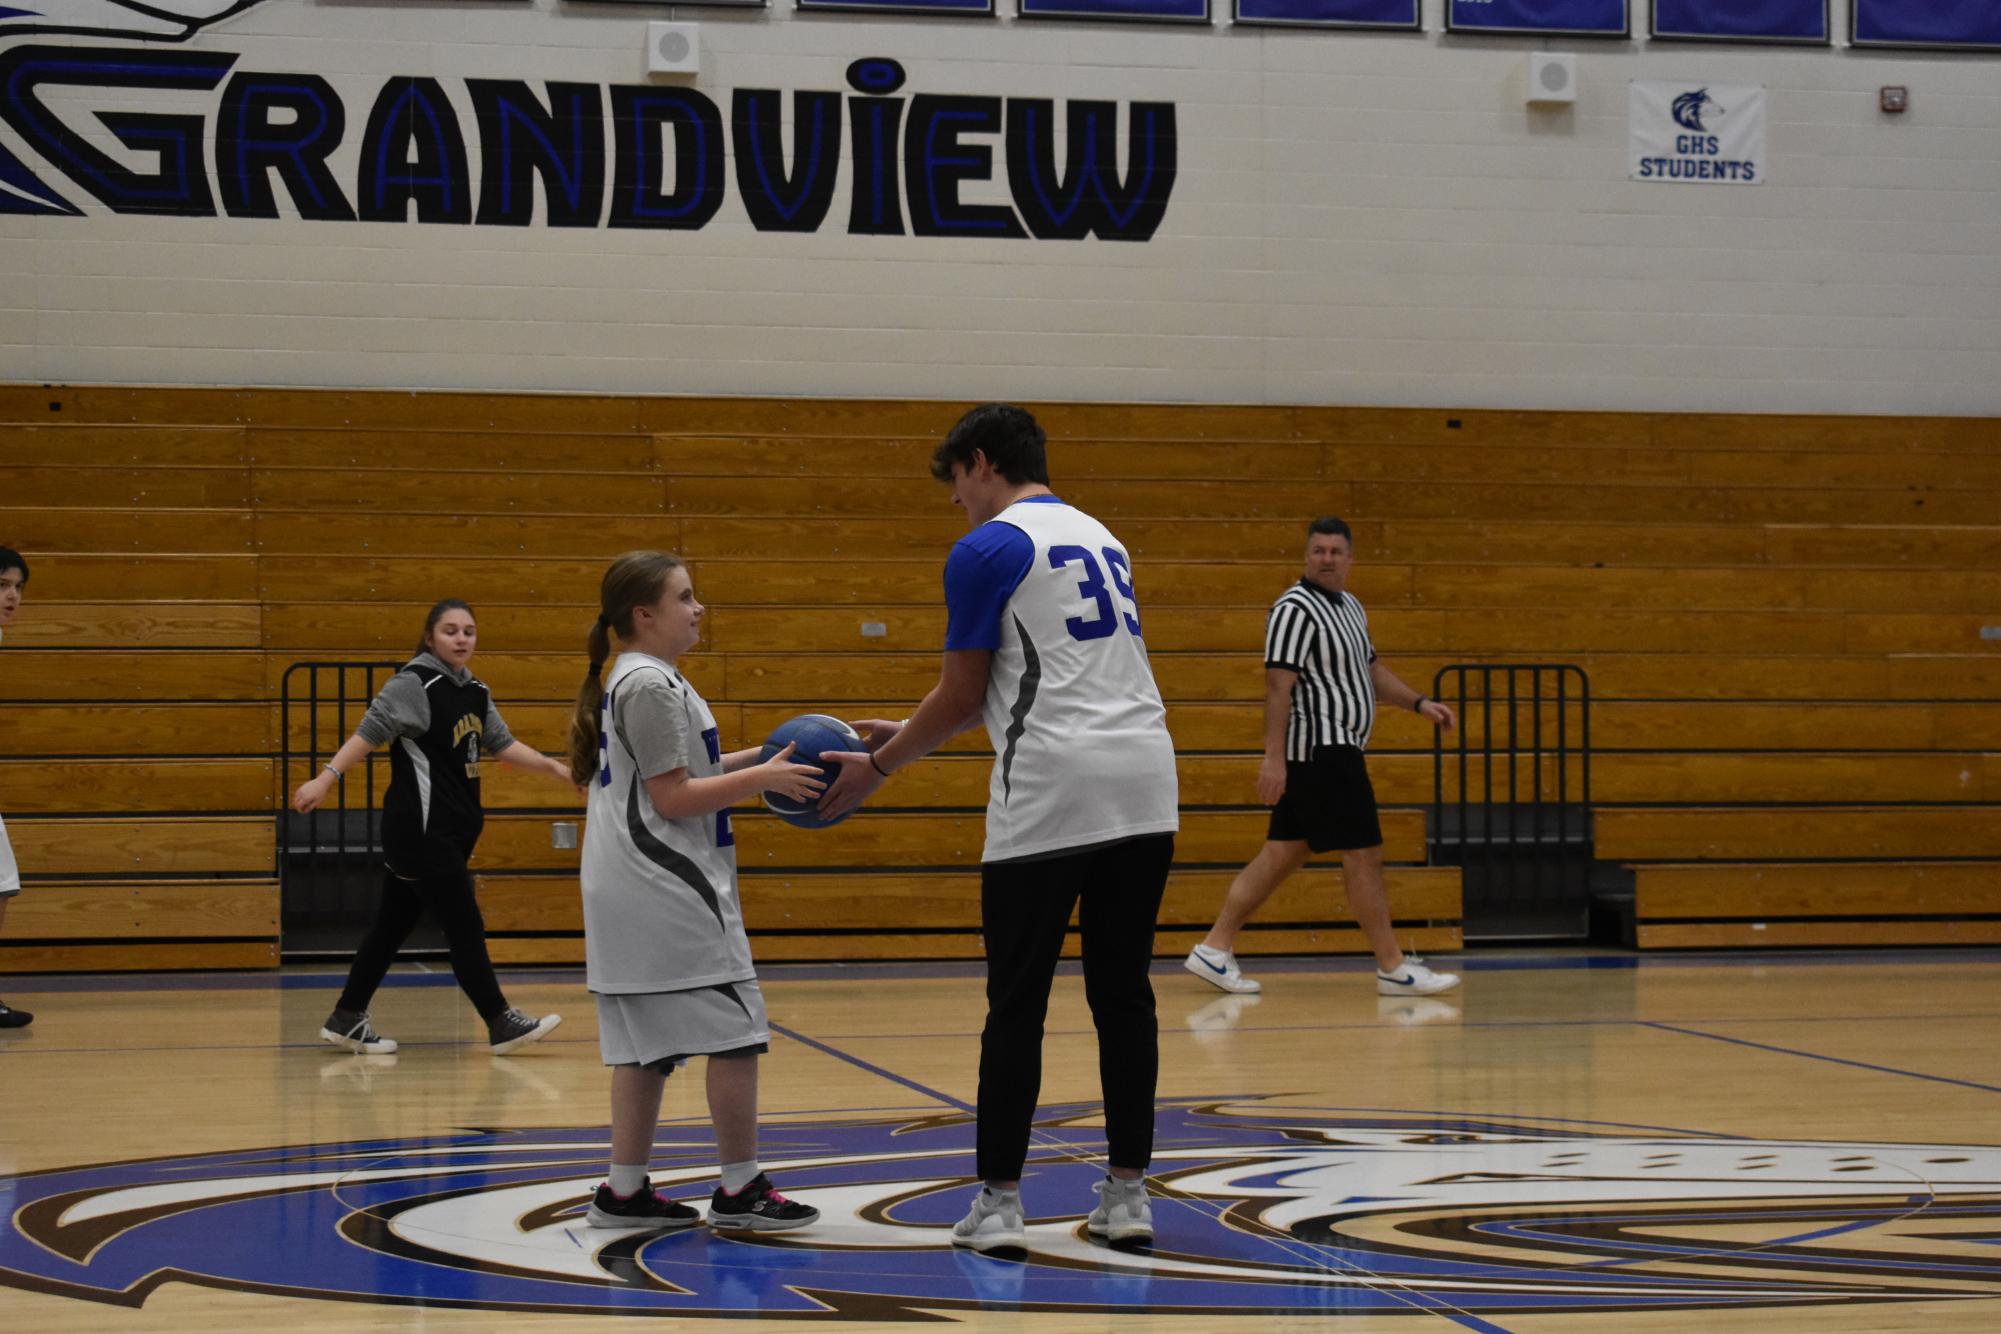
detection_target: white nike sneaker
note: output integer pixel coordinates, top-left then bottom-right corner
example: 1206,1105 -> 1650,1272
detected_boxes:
951,1187 -> 1026,1253
1376,959 -> 1461,997
1085,1176 -> 1153,1246
1184,944 -> 1261,994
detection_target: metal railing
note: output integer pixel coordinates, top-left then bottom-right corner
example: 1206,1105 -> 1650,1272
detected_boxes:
1430,664 -> 1592,942
278,660 -> 402,956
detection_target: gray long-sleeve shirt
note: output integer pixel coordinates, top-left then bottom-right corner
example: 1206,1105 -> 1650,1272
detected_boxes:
355,652 -> 516,754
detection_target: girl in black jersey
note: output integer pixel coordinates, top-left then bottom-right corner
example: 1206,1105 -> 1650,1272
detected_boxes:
291,599 -> 577,1055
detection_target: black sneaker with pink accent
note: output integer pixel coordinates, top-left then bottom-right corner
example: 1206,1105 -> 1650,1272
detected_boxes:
585,1179 -> 702,1230
707,1173 -> 819,1232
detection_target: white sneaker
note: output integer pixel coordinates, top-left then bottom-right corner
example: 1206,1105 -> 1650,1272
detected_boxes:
951,1187 -> 1026,1253
1184,944 -> 1261,994
1376,959 -> 1461,997
1085,1176 -> 1153,1246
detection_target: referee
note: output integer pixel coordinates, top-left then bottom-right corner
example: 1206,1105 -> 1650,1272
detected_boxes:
1185,516 -> 1461,998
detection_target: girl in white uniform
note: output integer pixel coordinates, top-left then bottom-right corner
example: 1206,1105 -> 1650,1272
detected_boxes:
567,551 -> 823,1234
0,548 -> 29,1028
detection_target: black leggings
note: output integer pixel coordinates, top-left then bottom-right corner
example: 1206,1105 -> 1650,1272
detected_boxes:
975,832 -> 1174,1183
338,863 -> 508,1022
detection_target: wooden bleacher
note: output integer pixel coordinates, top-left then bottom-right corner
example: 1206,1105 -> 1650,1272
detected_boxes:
1,387 -> 1996,969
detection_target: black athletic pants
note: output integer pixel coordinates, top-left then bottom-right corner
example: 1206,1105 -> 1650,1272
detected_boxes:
338,861 -> 508,1022
975,831 -> 1174,1183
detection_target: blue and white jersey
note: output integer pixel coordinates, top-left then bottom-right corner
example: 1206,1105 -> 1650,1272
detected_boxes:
0,815 -> 17,898
580,652 -> 754,994
945,496 -> 1179,862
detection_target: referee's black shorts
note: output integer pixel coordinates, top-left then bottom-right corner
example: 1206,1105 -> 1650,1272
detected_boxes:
1267,745 -> 1383,853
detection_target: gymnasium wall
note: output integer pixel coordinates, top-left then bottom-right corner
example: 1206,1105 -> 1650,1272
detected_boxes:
1,2 -> 1996,414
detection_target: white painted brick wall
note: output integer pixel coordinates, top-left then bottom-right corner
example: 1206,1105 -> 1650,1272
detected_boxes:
0,0 -> 1996,412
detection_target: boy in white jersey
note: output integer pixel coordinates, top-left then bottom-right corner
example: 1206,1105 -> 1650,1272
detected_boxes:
568,551 -> 824,1234
0,548 -> 30,1028
821,405 -> 1178,1252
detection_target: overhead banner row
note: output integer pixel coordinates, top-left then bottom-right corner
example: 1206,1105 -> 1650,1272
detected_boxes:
737,0 -> 2000,48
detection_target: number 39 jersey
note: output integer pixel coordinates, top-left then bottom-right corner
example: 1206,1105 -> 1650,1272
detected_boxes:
947,496 -> 1179,862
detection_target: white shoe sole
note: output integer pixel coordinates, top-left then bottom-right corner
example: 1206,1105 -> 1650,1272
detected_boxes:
951,1228 -> 1028,1253
320,1027 -> 397,1055
1376,974 -> 1461,997
709,1208 -> 820,1233
491,1013 -> 561,1055
1183,954 -> 1261,995
1087,1220 -> 1154,1245
585,1207 -> 703,1230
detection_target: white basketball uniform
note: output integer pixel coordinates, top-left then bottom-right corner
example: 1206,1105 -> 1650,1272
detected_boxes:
580,652 -> 755,994
976,499 -> 1179,862
0,814 -> 18,898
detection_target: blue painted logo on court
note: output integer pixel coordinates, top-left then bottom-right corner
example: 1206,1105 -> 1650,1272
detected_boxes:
3,1100 -> 1998,1318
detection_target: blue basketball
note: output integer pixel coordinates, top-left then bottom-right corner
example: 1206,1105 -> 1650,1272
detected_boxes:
759,714 -> 864,829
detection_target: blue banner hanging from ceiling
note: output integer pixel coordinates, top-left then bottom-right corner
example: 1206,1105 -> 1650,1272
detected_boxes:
1652,0 -> 1827,43
1446,0 -> 1629,36
798,0 -> 992,13
1235,0 -> 1418,28
1019,0 -> 1209,20
1852,0 -> 2001,50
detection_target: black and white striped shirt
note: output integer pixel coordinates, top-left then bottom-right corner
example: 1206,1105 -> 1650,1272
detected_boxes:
1263,580 -> 1378,759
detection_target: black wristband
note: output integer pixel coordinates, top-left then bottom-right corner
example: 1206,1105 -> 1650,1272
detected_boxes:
869,752 -> 891,778
1412,696 -> 1428,714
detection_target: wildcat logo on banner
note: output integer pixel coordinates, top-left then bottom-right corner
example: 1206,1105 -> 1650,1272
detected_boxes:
1630,81 -> 1765,185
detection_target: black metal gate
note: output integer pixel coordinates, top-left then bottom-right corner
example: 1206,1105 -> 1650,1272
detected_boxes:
279,660 -> 423,957
1430,664 -> 1592,941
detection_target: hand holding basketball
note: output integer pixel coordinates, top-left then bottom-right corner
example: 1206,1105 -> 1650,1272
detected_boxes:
760,715 -> 866,828
758,741 -> 827,804
817,750 -> 885,823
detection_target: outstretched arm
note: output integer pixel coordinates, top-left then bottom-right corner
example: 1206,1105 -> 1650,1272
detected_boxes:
495,740 -> 578,789
646,743 -> 825,820
817,649 -> 990,819
1370,660 -> 1456,731
291,733 -> 378,813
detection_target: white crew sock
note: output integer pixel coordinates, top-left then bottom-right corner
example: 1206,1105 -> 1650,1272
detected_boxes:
609,1163 -> 648,1197
719,1159 -> 761,1194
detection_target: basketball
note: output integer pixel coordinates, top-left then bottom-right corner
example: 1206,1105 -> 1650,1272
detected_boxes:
759,713 -> 865,829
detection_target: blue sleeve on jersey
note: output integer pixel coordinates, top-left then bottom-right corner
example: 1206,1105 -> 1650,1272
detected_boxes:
943,522 -> 1036,652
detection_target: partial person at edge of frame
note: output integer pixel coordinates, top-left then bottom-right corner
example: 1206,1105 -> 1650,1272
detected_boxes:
0,547 -> 33,1030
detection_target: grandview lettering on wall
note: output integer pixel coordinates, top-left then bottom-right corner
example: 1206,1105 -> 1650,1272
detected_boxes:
0,49 -> 1177,241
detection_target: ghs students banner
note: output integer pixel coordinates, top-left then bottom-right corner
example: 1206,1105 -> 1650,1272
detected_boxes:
1629,81 -> 1765,186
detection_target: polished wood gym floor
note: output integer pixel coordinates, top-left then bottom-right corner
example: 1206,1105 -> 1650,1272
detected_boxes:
3,949 -> 1999,1331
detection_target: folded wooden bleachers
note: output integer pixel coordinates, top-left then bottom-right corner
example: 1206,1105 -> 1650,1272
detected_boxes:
1,387 -> 1996,969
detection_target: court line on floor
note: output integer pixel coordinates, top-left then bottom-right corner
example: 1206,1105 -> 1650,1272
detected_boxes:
768,1020 -> 1515,1334
1640,1021 -> 2001,1096
10,1012 -> 2001,1059
11,947 -> 1998,994
768,1020 -> 975,1115
803,1012 -> 2001,1041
